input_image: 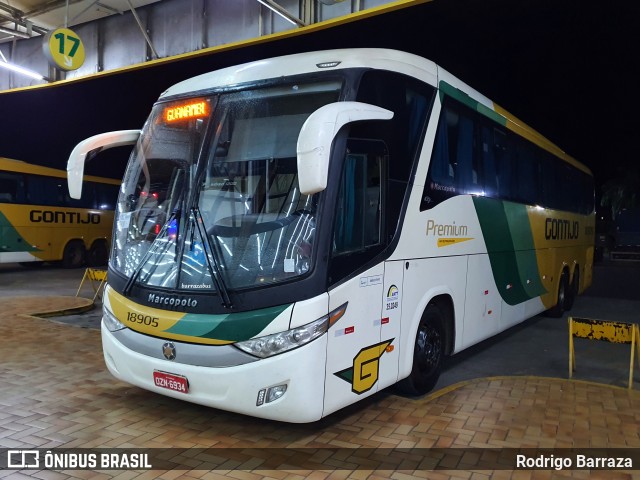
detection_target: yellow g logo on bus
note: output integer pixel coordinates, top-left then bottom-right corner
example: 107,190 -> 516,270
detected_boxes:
334,339 -> 394,394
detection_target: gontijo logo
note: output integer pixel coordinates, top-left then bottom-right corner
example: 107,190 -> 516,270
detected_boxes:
334,339 -> 394,394
545,218 -> 580,240
426,219 -> 473,247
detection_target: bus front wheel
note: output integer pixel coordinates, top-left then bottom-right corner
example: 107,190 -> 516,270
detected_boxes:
62,241 -> 86,269
398,304 -> 445,395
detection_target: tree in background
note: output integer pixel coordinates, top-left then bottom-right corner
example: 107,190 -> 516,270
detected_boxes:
600,164 -> 640,219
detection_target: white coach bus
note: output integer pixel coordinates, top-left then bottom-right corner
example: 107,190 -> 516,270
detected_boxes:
67,49 -> 594,422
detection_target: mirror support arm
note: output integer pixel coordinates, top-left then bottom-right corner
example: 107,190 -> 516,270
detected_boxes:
67,130 -> 141,199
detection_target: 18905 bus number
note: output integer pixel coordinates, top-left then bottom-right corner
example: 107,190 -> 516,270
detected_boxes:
126,311 -> 159,327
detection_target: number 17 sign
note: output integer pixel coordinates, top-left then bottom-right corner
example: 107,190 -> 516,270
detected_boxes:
43,27 -> 85,71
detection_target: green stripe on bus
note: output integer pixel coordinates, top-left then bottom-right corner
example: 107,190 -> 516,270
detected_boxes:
438,81 -> 506,126
0,212 -> 40,252
503,202 -> 547,299
472,197 -> 544,305
164,303 -> 291,342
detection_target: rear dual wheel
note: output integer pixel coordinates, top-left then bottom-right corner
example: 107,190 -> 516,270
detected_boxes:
62,240 -> 86,269
564,268 -> 579,311
87,241 -> 109,267
548,268 -> 578,318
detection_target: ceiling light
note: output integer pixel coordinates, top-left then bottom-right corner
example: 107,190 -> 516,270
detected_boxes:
0,61 -> 45,81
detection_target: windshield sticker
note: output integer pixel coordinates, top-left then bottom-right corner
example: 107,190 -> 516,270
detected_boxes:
359,274 -> 383,287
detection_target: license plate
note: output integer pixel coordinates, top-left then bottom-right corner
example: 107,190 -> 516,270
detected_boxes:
153,370 -> 189,394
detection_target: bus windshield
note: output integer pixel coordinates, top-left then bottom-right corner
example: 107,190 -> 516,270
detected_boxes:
113,80 -> 342,293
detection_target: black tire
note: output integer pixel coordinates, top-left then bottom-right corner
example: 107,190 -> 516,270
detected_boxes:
564,268 -> 579,311
62,241 -> 86,269
397,303 -> 445,395
87,241 -> 109,267
547,270 -> 568,318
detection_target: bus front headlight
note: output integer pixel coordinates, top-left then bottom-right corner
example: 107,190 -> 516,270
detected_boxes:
103,304 -> 126,332
235,303 -> 347,358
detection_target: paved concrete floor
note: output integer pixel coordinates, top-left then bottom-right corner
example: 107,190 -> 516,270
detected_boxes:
5,259 -> 637,389
1,260 -> 639,479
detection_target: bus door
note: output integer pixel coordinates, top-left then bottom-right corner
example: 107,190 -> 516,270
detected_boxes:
324,265 -> 385,416
379,260 -> 403,389
323,140 -> 399,415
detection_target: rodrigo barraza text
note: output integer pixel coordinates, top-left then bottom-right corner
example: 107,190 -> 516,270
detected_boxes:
516,454 -> 633,470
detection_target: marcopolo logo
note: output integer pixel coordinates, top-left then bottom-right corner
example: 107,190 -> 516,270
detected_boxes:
148,293 -> 198,308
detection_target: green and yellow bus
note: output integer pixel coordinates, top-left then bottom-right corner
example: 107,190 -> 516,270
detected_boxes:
0,157 -> 119,267
67,49 -> 594,422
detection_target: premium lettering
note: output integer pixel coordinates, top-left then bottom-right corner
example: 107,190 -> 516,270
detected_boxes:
426,219 -> 468,237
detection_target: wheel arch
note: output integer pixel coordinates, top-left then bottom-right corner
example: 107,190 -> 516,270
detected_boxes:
398,288 -> 456,381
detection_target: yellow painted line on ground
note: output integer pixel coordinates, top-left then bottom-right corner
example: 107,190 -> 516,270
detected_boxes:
420,375 -> 639,405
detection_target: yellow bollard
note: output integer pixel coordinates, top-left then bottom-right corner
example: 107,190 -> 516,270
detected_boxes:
569,317 -> 640,389
76,268 -> 107,303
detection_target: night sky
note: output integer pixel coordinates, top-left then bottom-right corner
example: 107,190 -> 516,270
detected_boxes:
0,0 -> 638,190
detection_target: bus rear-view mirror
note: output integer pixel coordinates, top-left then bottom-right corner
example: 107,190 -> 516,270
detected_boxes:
67,130 -> 141,199
296,102 -> 393,195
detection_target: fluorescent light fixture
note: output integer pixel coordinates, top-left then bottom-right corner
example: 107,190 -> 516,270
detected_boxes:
0,60 -> 45,81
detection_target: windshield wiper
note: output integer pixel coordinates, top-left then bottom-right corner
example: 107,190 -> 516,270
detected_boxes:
122,209 -> 179,296
191,206 -> 233,309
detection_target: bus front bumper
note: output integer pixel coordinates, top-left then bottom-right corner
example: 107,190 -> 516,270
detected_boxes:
101,320 -> 328,423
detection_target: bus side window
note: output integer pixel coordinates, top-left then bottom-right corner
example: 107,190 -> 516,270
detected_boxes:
422,104 -> 478,208
495,130 -> 514,200
329,139 -> 388,284
421,109 -> 455,210
481,125 -> 498,197
26,175 -> 53,206
515,140 -> 540,205
333,142 -> 386,255
0,173 -> 22,203
65,181 -> 96,209
356,69 -> 434,229
95,183 -> 119,210
454,113 -> 475,192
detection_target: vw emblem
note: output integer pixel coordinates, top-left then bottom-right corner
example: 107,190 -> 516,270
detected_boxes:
162,342 -> 176,361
